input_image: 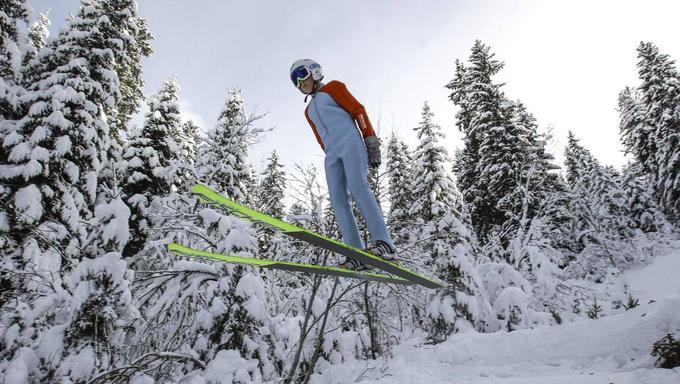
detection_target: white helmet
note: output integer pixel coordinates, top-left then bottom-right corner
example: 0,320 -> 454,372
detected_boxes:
290,59 -> 324,88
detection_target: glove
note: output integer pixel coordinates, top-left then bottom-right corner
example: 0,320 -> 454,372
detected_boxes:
364,135 -> 381,168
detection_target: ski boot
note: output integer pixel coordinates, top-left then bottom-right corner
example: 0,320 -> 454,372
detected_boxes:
364,240 -> 397,262
338,258 -> 373,271
338,240 -> 396,271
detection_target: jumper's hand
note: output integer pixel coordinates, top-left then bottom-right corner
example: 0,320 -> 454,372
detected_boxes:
364,136 -> 381,168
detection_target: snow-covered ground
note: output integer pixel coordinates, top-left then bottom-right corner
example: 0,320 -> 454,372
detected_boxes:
312,248 -> 680,383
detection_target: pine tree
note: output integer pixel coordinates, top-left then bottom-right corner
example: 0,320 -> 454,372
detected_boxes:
122,77 -> 183,259
99,0 -> 153,137
257,151 -> 286,219
409,102 -> 459,224
255,150 -> 287,257
0,0 -> 29,306
16,12 -> 50,86
0,0 -> 29,171
500,105 -> 574,259
128,109 -> 279,382
407,102 -> 491,338
618,87 -> 655,176
447,40 -> 509,242
197,88 -> 253,202
1,0 -> 118,279
620,162 -> 670,233
564,132 -> 634,279
95,0 -> 154,196
475,99 -> 534,243
0,0 -> 27,82
177,120 -> 199,191
0,2 -> 135,381
385,134 -> 415,246
620,42 -> 680,223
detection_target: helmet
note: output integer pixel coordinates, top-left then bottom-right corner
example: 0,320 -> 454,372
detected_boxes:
290,59 -> 324,88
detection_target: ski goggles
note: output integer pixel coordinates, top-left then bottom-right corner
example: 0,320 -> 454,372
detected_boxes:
290,65 -> 311,88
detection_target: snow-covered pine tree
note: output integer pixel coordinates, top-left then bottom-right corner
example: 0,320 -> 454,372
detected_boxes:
565,133 -> 630,234
618,86 -> 656,177
99,0 -> 153,137
448,43 -> 567,255
494,103 -> 570,294
0,0 -> 29,171
407,102 -> 491,339
122,77 -> 183,261
447,40 -> 509,243
197,88 -> 254,203
255,150 -> 287,257
448,59 -> 479,216
633,42 -> 680,224
619,162 -> 670,233
177,120 -> 199,191
256,151 -> 286,219
505,170 -> 564,314
619,42 -> 680,225
0,0 -> 29,306
1,2 -> 136,381
385,133 -> 415,246
475,98 -> 534,246
123,85 -> 281,382
288,201 -> 308,226
409,102 -> 458,227
564,132 -> 634,280
93,0 -> 153,197
0,0 -> 27,82
21,12 -> 49,69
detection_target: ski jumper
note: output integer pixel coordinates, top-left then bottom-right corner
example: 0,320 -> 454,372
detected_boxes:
304,80 -> 396,251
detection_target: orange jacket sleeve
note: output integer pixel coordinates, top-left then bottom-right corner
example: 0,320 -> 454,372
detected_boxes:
324,81 -> 377,138
304,106 -> 325,151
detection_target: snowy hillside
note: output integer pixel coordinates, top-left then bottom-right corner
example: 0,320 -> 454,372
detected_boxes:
312,247 -> 680,383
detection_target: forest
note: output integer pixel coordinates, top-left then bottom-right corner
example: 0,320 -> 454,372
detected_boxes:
1,1 -> 679,383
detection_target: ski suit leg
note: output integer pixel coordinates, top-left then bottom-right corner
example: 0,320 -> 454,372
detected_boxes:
324,151 -> 365,249
339,137 -> 396,250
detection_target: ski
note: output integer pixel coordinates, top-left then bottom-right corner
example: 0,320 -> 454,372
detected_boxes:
190,183 -> 444,289
168,243 -> 414,286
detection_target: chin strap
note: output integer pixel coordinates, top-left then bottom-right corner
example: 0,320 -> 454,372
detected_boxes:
304,81 -> 321,102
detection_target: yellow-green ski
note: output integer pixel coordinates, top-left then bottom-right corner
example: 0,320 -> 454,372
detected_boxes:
168,243 -> 413,286
190,183 -> 443,289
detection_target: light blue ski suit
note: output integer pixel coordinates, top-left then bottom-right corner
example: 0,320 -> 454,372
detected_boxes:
304,80 -> 396,251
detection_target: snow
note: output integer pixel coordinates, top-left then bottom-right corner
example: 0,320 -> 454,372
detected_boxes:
64,160 -> 80,183
202,350 -> 258,384
2,130 -> 22,147
618,250 -> 680,303
55,135 -> 72,155
58,346 -> 96,381
22,159 -> 43,179
3,348 -> 37,384
14,184 -> 43,224
235,272 -> 267,321
310,249 -> 680,383
72,253 -> 130,310
8,141 -> 31,162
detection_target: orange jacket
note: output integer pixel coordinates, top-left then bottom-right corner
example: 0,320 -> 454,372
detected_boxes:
304,81 -> 376,151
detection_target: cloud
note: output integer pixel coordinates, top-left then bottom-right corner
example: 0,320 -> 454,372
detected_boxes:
177,97 -> 209,134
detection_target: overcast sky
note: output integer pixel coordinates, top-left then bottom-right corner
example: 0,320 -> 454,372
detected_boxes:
30,0 -> 680,179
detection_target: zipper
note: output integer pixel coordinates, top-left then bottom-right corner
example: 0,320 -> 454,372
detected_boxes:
311,94 -> 332,149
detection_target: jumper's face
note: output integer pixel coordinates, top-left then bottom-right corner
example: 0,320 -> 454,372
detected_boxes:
299,77 -> 315,94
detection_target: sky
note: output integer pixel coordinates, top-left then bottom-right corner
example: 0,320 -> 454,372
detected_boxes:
29,0 -> 680,180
